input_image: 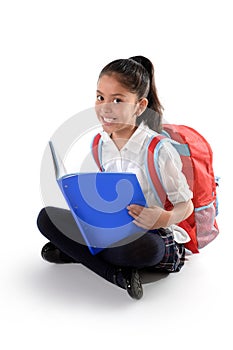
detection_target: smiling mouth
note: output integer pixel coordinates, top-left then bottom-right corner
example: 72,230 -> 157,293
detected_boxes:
101,116 -> 117,124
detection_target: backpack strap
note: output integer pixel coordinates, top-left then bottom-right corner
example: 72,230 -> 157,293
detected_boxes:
91,133 -> 104,172
146,134 -> 191,208
145,135 -> 171,208
161,127 -> 191,156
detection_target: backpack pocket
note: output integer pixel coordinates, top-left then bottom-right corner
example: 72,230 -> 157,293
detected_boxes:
195,202 -> 219,249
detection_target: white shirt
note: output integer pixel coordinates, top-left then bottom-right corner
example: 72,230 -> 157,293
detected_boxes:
100,122 -> 193,243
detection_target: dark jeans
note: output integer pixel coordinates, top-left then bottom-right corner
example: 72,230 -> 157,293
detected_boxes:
37,206 -> 166,286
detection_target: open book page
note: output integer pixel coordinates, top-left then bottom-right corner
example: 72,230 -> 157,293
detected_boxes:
49,141 -> 67,180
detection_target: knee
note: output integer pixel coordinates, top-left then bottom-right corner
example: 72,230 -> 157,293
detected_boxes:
140,233 -> 166,266
37,207 -> 52,232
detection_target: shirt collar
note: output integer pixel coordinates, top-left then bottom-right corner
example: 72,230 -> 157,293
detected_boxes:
101,121 -> 158,154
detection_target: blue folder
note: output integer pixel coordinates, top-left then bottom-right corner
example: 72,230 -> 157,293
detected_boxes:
49,141 -> 147,255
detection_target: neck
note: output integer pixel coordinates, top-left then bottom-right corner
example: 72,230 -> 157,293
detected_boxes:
111,125 -> 137,150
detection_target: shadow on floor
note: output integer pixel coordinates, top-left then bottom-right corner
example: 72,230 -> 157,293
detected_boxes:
140,268 -> 169,284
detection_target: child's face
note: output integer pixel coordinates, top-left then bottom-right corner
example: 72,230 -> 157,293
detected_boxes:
95,74 -> 142,135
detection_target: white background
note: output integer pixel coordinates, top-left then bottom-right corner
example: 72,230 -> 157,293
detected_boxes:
1,1 -> 232,349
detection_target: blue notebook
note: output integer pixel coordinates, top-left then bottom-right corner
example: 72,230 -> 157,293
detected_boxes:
49,141 -> 147,255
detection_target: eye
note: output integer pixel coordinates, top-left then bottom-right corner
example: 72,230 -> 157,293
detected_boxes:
97,95 -> 104,102
113,98 -> 122,104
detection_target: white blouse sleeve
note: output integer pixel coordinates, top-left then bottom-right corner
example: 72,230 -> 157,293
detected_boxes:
157,141 -> 193,205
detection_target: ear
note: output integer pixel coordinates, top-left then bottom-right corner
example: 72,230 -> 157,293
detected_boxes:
136,98 -> 148,116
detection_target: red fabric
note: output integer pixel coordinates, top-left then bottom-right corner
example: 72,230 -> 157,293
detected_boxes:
179,214 -> 199,254
147,135 -> 169,208
163,124 -> 216,208
162,124 -> 218,252
92,133 -> 102,171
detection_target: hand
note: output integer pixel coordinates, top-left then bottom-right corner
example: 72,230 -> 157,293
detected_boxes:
127,199 -> 194,230
127,204 -> 170,230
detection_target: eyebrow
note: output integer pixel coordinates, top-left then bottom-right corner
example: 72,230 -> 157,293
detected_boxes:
96,90 -> 127,97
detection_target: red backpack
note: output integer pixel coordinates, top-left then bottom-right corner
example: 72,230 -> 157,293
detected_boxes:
91,124 -> 219,253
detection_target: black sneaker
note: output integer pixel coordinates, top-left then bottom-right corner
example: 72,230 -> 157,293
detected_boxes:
41,242 -> 77,264
115,268 -> 143,300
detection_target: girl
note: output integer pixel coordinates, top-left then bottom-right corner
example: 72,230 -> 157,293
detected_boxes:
37,56 -> 193,300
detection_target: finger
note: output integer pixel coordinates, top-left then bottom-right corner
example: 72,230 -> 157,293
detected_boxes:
128,210 -> 143,223
128,210 -> 141,220
132,219 -> 150,230
127,204 -> 144,214
129,206 -> 147,217
130,210 -> 156,228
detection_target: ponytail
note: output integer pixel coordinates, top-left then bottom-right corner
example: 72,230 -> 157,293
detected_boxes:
129,56 -> 163,133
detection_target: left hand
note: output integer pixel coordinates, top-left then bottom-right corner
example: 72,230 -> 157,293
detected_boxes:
127,204 -> 170,230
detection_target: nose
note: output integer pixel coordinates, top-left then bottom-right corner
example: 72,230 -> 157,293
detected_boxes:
101,102 -> 113,114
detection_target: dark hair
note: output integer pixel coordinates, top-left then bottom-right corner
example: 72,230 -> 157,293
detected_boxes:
99,55 -> 163,133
